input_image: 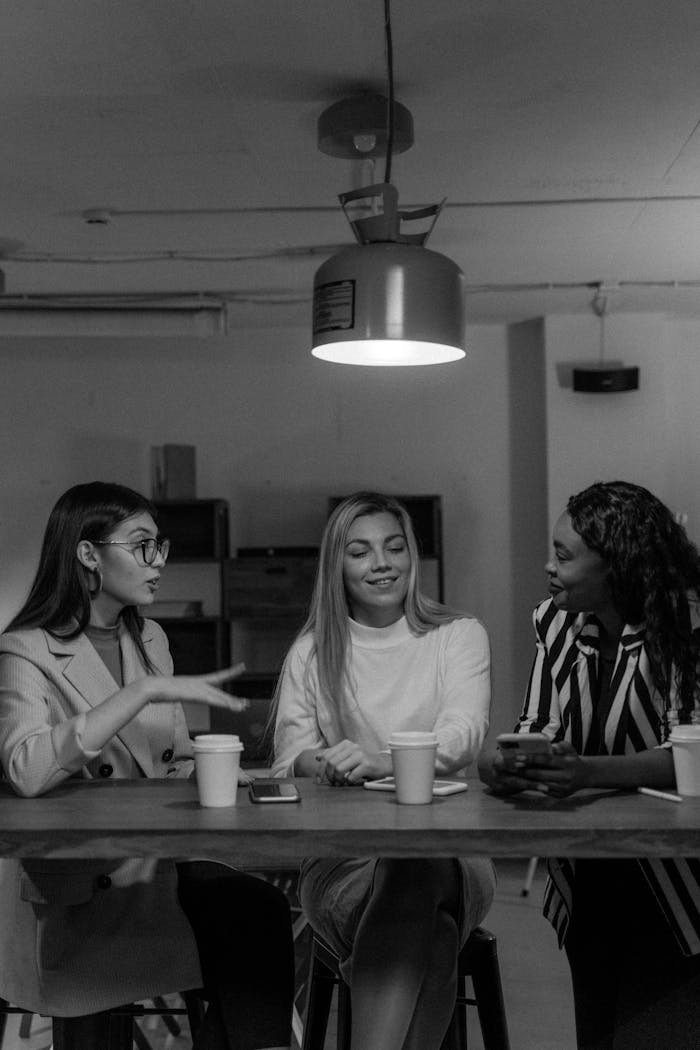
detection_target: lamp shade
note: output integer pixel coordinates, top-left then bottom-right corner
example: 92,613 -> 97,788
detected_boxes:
311,242 -> 466,366
317,95 -> 414,159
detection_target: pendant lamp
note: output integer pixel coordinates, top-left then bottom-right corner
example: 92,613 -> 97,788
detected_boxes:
310,0 -> 466,367
312,184 -> 465,365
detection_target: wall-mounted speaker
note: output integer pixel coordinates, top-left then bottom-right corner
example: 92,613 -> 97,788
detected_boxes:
573,366 -> 639,393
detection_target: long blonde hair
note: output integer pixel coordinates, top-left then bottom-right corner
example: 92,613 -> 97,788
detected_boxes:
293,491 -> 464,709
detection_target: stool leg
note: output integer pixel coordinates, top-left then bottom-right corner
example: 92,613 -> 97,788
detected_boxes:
336,981 -> 352,1050
521,857 -> 538,897
134,1022 -> 153,1050
183,989 -> 206,1041
151,995 -> 181,1037
107,1011 -> 134,1050
53,1014 -> 109,1050
470,943 -> 510,1050
53,1011 -> 134,1050
19,1012 -> 34,1039
302,957 -> 335,1050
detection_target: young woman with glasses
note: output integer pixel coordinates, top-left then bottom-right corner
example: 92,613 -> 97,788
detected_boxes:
0,481 -> 294,1050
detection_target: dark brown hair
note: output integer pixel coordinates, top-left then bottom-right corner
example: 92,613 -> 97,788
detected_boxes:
7,481 -> 157,671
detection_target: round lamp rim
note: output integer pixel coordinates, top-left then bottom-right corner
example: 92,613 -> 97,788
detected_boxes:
311,338 -> 466,366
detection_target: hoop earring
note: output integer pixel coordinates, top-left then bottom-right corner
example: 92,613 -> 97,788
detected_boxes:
88,567 -> 102,598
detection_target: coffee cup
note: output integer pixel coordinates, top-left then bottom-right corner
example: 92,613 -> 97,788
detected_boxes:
669,725 -> 700,796
192,734 -> 244,807
387,731 -> 438,805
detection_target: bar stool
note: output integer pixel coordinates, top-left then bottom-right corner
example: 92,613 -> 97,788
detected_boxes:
521,857 -> 539,897
0,998 -> 32,1047
0,992 -> 204,1050
301,925 -> 510,1050
51,993 -> 205,1050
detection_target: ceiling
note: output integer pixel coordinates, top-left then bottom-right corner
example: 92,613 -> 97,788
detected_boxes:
3,0 -> 700,327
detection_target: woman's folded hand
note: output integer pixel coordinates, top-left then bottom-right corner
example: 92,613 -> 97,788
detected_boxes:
315,739 -> 393,785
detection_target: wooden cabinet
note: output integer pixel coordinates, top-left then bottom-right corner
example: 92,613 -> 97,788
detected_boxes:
227,549 -> 318,620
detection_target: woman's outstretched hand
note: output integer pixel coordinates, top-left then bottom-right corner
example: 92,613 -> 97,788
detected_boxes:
83,664 -> 249,756
315,739 -> 393,786
149,662 -> 250,712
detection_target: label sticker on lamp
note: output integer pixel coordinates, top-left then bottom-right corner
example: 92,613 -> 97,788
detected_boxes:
313,279 -> 355,334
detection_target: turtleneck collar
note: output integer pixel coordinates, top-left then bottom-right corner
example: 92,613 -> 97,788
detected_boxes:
348,615 -> 412,649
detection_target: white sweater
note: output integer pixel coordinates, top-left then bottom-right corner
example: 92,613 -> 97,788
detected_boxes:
272,615 -> 491,778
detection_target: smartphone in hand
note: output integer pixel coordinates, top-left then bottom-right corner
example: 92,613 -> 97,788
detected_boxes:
496,732 -> 552,766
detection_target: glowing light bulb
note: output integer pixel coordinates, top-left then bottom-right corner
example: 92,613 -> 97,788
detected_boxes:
353,133 -> 377,153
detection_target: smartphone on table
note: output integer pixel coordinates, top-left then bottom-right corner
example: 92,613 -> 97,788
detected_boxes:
496,732 -> 553,767
248,778 -> 301,803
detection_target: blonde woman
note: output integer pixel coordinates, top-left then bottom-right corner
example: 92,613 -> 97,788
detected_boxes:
273,491 -> 494,1050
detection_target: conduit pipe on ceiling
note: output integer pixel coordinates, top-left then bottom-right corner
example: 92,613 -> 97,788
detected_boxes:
88,193 -> 700,220
3,279 -> 700,312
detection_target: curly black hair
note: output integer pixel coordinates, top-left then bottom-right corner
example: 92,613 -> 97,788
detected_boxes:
567,481 -> 700,716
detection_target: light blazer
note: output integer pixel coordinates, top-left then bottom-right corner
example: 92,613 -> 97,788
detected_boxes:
0,620 -> 202,1016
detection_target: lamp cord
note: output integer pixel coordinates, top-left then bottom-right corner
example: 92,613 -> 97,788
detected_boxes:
593,291 -> 608,365
383,0 -> 394,184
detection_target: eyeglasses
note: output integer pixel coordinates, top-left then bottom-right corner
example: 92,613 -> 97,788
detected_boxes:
92,537 -> 170,566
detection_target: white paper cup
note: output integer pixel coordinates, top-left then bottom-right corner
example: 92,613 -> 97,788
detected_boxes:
670,725 -> 700,796
388,731 -> 438,805
192,734 -> 244,807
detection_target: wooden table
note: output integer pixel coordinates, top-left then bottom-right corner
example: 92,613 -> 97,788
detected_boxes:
0,776 -> 698,862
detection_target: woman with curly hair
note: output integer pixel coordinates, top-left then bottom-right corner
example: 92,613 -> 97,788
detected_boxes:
272,491 -> 494,1050
483,479 -> 700,1050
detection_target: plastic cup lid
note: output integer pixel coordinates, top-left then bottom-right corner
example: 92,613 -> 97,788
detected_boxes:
388,731 -> 438,748
192,733 -> 244,751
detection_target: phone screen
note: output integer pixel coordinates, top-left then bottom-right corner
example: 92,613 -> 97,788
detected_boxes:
496,733 -> 552,754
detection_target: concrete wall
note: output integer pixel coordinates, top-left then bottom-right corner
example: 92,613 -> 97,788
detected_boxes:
544,313 -> 700,542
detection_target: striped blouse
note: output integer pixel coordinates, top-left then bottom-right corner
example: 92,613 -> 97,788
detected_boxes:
516,597 -> 700,956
